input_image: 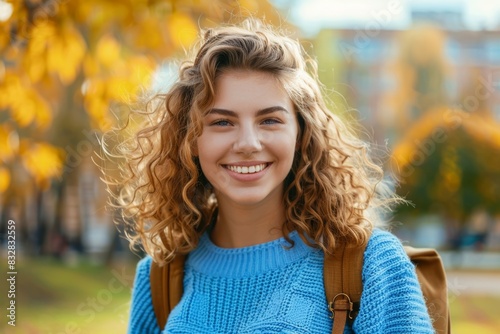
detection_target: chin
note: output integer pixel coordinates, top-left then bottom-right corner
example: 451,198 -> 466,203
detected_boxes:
218,191 -> 272,207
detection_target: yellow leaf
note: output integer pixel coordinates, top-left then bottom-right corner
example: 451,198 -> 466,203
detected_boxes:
85,94 -> 109,126
392,142 -> 413,168
96,34 -> 121,69
129,56 -> 154,86
135,18 -> 164,50
26,59 -> 47,83
167,13 -> 198,49
83,54 -> 100,77
11,98 -> 36,127
30,90 -> 52,129
106,76 -> 129,101
46,38 -> 67,78
111,56 -> 153,101
5,83 -> 52,129
0,167 -> 10,193
0,73 -> 17,108
23,20 -> 56,82
0,125 -> 18,162
21,142 -> 64,184
46,24 -> 86,84
98,56 -> 154,102
29,21 -> 57,54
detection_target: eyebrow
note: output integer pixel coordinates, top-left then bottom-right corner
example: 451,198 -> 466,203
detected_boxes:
207,106 -> 290,117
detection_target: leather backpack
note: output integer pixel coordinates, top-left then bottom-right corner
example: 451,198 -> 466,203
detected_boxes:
150,239 -> 451,334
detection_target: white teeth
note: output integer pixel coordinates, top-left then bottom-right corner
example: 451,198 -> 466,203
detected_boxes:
227,164 -> 267,174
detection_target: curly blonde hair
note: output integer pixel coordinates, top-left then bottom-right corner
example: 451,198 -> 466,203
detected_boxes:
103,20 -> 398,264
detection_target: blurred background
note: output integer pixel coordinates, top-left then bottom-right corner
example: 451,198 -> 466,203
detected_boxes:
0,0 -> 499,333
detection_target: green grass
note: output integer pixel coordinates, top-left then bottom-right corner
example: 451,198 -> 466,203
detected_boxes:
1,257 -> 135,334
1,258 -> 499,333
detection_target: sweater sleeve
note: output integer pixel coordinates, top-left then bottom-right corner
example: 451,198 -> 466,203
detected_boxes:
128,256 -> 161,334
352,230 -> 435,334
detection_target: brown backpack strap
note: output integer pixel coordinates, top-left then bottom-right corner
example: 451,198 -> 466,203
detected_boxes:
150,255 -> 186,330
324,241 -> 366,334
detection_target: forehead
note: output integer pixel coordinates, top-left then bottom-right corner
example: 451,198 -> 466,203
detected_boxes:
212,70 -> 291,109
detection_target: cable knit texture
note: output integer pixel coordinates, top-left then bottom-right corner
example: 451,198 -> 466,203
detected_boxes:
128,229 -> 434,333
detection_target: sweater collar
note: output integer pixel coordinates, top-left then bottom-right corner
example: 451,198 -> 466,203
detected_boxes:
186,231 -> 316,278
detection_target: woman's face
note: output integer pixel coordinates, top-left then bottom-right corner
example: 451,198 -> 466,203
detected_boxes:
196,70 -> 299,207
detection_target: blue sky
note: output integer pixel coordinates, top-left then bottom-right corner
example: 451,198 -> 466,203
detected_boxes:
272,0 -> 500,35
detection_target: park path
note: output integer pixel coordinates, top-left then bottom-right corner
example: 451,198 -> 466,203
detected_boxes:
445,270 -> 500,296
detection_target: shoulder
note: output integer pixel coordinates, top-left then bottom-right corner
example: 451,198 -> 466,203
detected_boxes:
362,228 -> 418,288
128,256 -> 160,334
355,229 -> 434,332
131,256 -> 153,303
135,256 -> 154,279
364,229 -> 408,266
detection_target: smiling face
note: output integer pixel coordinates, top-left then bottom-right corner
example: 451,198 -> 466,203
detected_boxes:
196,70 -> 299,208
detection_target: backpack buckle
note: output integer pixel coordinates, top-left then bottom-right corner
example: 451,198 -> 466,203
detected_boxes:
328,293 -> 354,320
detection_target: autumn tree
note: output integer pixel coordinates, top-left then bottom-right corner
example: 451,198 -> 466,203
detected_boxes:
388,25 -> 500,245
0,0 -> 289,256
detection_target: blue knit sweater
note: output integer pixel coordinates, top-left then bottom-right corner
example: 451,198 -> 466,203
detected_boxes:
128,229 -> 434,333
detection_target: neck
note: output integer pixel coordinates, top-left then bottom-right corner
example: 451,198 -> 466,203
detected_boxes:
210,198 -> 287,248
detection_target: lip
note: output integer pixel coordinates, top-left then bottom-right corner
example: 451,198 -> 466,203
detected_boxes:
223,161 -> 269,167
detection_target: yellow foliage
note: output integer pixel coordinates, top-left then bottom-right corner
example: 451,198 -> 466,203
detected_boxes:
391,142 -> 414,168
82,55 -> 153,129
128,56 -> 154,90
0,73 -> 52,129
134,17 -> 165,50
46,23 -> 86,84
23,20 -> 86,84
84,94 -> 114,131
239,0 -> 260,13
85,92 -> 107,120
391,107 -> 450,171
0,73 -> 21,109
167,12 -> 199,49
392,106 -> 500,176
20,141 -> 64,185
83,54 -> 100,77
105,56 -> 153,101
462,114 -> 500,150
96,35 -> 121,69
23,20 -> 55,82
0,125 -> 18,162
0,167 -> 10,193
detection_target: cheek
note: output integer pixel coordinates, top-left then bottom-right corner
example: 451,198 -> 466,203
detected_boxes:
197,148 -> 232,189
196,142 -> 211,169
196,138 -> 220,174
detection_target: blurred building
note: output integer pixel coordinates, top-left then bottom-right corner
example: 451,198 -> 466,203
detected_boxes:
321,9 -> 500,142
313,8 -> 500,250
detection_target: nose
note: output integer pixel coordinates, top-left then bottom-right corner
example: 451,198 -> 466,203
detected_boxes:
233,124 -> 262,155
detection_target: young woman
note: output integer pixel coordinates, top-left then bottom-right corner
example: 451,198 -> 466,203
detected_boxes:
110,20 -> 434,333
